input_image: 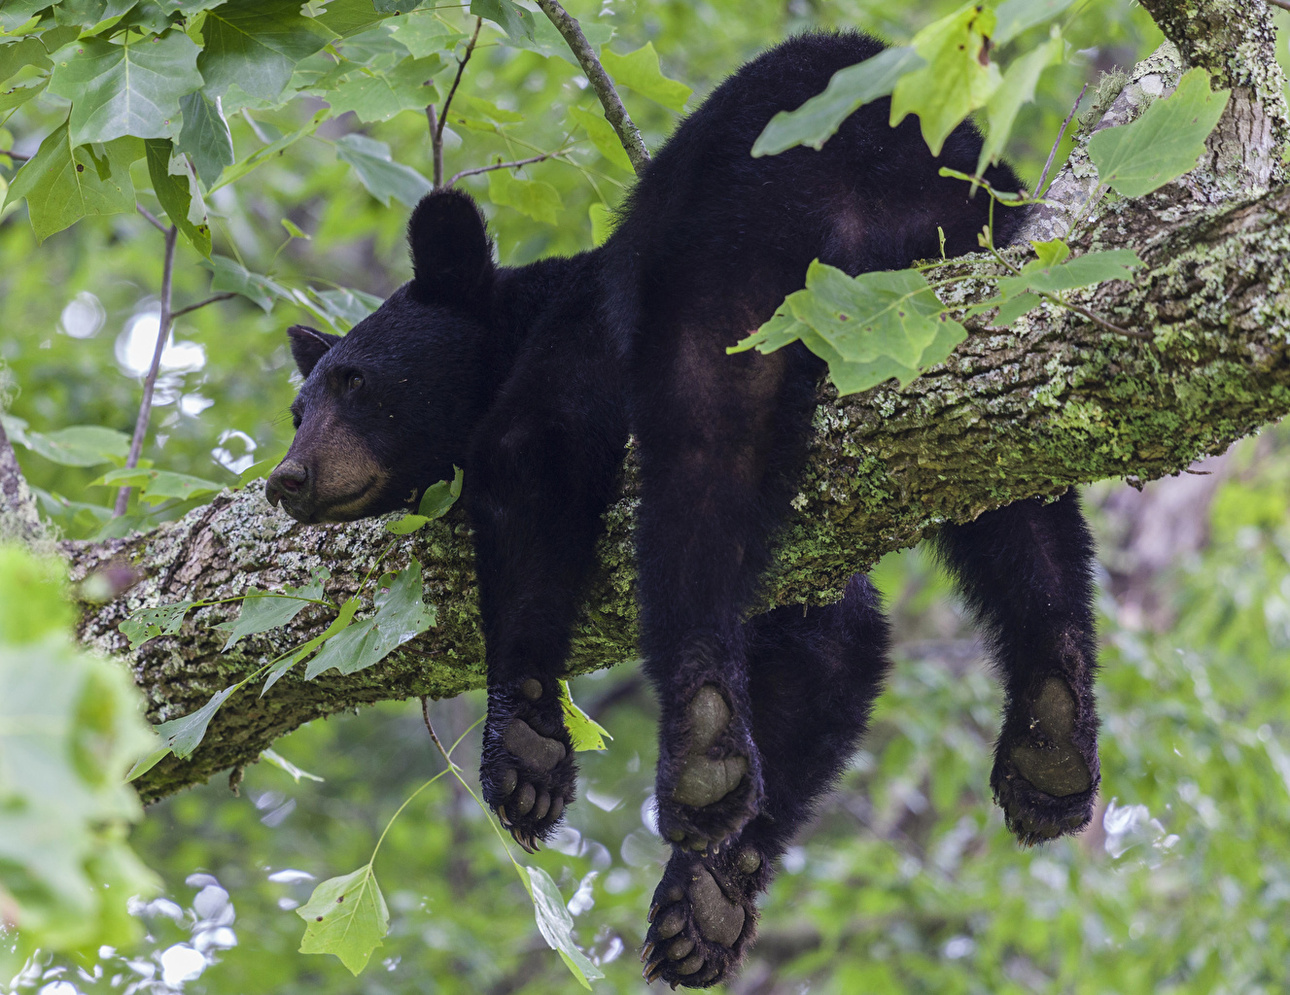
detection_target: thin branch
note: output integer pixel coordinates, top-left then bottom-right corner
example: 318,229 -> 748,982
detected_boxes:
115,224 -> 179,517
0,150 -> 28,162
532,0 -> 650,174
1037,81 -> 1088,198
136,205 -> 168,234
436,17 -> 482,146
171,292 -> 237,320
447,152 -> 560,187
426,104 -> 444,189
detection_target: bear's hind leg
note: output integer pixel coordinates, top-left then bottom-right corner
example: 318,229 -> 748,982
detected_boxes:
934,489 -> 1100,844
643,575 -> 892,988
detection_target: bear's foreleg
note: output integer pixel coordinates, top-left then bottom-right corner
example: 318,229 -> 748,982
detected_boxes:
467,323 -> 628,851
933,489 -> 1100,844
642,574 -> 892,988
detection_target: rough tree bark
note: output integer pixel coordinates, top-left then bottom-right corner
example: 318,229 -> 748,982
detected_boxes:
6,0 -> 1288,803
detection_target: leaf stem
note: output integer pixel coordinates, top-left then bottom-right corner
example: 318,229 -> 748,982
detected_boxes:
171,292 -> 237,320
0,149 -> 28,163
532,0 -> 650,174
116,223 -> 179,517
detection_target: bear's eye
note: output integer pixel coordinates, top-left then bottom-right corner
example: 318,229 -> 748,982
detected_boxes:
347,374 -> 364,393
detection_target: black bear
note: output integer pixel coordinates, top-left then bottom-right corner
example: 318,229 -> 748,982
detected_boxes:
267,31 -> 1100,989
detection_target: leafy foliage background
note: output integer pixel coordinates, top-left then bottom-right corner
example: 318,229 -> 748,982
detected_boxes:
4,0 -> 1290,991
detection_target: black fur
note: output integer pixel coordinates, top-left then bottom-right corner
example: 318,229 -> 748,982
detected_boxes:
268,31 -> 1101,988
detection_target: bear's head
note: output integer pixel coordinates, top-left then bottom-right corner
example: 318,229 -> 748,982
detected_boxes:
266,190 -> 495,523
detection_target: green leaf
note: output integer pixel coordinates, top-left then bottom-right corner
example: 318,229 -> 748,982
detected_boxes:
261,747 -> 324,782
526,866 -> 602,989
93,466 -> 225,503
51,0 -> 134,28
1087,66 -> 1231,198
145,137 -> 211,256
560,680 -> 611,752
215,579 -> 325,651
487,167 -> 561,225
153,682 -> 242,759
210,110 -> 325,192
207,253 -> 286,312
890,2 -> 1002,156
335,132 -> 432,207
3,122 -> 140,242
47,31 -> 202,145
386,466 -> 462,533
311,0 -> 392,37
304,560 -> 435,679
324,55 -> 440,122
198,0 -> 331,102
372,0 -> 423,12
0,0 -> 50,31
470,0 -> 535,44
177,91 -> 234,188
264,595 -> 359,694
7,423 -> 129,467
997,248 -> 1143,297
118,600 -> 196,650
993,0 -> 1078,47
752,46 -> 922,157
567,104 -> 632,172
0,78 -> 48,116
0,36 -> 51,86
297,865 -> 390,975
0,547 -> 160,962
600,42 -> 690,112
992,291 -> 1043,326
1031,238 -> 1071,268
976,29 -> 1063,174
389,12 -> 466,58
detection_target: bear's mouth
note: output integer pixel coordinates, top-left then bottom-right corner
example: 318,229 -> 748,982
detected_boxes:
273,476 -> 383,524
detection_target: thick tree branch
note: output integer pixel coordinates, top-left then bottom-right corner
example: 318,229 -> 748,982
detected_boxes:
0,418 -> 42,543
57,181 -> 1290,803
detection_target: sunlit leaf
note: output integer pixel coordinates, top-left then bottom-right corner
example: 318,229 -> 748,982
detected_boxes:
567,104 -> 633,172
93,466 -> 225,503
47,32 -> 202,145
297,864 -> 390,975
996,248 -> 1143,298
752,46 -> 922,157
5,422 -> 129,467
3,122 -> 140,242
526,866 -> 601,989
1087,67 -> 1230,198
560,681 -> 612,752
890,2 -> 1002,156
487,167 -> 561,225
601,42 -> 690,112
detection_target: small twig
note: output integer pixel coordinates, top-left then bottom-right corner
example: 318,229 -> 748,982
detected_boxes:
1037,82 -> 1088,198
0,150 -> 28,162
171,292 -> 237,320
437,17 -> 482,145
420,696 -> 447,753
136,205 -> 168,234
447,151 -> 560,187
1267,0 -> 1290,12
533,0 -> 650,174
426,104 -> 444,188
115,224 -> 179,517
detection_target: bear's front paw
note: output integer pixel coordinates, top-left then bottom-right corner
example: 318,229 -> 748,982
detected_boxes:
993,675 -> 1100,845
641,843 -> 764,989
655,684 -> 761,852
480,677 -> 576,852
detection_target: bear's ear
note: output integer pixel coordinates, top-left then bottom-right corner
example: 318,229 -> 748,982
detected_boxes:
407,190 -> 494,308
287,325 -> 342,377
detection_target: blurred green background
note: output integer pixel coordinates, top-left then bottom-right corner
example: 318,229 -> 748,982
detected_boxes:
4,0 -> 1290,991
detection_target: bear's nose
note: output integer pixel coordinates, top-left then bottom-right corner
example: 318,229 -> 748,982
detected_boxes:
266,459 -> 311,510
